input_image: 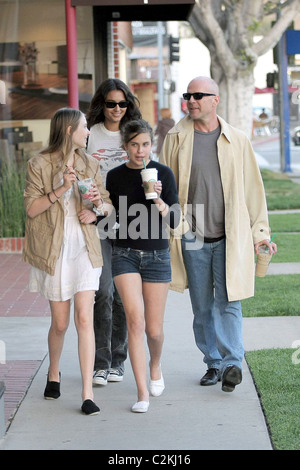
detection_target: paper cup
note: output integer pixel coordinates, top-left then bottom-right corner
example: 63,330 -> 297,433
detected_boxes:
77,177 -> 93,206
256,246 -> 272,277
141,168 -> 158,199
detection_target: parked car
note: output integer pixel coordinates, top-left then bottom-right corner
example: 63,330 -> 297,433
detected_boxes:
292,126 -> 300,146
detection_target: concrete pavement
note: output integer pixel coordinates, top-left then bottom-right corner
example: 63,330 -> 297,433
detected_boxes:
0,255 -> 299,450
1,134 -> 299,451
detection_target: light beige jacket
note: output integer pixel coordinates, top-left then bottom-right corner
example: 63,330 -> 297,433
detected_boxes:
160,115 -> 271,301
23,152 -> 111,276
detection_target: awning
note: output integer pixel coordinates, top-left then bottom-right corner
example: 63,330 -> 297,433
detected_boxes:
255,86 -> 298,94
71,0 -> 196,21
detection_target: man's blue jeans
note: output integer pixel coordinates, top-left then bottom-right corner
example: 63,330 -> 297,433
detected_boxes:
94,237 -> 128,373
181,234 -> 244,373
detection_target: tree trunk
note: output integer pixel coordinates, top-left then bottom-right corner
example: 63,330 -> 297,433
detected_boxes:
214,65 -> 255,138
189,0 -> 300,140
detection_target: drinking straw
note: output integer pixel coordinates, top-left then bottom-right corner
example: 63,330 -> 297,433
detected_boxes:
270,233 -> 276,242
142,159 -> 146,169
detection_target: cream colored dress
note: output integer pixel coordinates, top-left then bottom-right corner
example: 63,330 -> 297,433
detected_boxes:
29,185 -> 101,301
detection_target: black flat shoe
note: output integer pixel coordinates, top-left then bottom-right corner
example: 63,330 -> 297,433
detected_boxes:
222,365 -> 242,392
81,399 -> 100,416
200,368 -> 220,386
44,372 -> 61,400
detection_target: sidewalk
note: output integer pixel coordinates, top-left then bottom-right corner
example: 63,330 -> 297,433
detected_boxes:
0,253 -> 300,450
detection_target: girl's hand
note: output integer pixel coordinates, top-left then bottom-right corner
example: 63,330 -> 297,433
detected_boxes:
88,184 -> 101,205
63,166 -> 77,189
78,209 -> 97,225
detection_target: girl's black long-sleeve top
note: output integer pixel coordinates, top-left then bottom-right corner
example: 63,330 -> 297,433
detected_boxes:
106,160 -> 180,251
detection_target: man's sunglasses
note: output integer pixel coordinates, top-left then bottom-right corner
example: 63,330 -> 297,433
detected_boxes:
182,92 -> 216,101
105,100 -> 129,108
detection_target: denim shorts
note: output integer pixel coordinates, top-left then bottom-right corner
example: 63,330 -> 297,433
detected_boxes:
112,246 -> 171,283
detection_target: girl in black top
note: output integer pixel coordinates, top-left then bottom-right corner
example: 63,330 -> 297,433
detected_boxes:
106,119 -> 179,413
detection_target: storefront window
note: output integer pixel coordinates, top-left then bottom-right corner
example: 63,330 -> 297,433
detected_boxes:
0,1 -> 94,239
0,0 -> 93,145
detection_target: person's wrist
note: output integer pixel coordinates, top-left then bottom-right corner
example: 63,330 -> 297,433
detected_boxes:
47,193 -> 55,204
157,201 -> 168,213
55,185 -> 67,198
95,198 -> 104,210
52,189 -> 60,199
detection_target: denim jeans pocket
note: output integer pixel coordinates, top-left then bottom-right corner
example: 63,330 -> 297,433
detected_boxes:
154,249 -> 170,263
112,247 -> 130,258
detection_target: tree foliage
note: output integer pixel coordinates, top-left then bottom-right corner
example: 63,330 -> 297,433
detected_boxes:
189,0 -> 300,135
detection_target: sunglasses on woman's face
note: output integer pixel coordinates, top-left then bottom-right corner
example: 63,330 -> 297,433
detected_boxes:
182,92 -> 216,101
105,101 -> 129,109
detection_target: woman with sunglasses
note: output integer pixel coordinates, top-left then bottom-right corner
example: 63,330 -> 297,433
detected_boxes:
86,79 -> 142,388
161,76 -> 277,394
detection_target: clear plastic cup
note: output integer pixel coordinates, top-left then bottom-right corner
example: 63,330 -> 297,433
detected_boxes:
77,178 -> 94,206
141,168 -> 158,200
256,246 -> 272,277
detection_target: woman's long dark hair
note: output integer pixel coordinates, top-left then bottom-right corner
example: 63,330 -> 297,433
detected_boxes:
86,78 -> 141,129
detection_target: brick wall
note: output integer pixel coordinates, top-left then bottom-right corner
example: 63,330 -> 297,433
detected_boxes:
0,238 -> 25,253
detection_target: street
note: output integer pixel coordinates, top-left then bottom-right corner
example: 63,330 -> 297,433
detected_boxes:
252,134 -> 300,173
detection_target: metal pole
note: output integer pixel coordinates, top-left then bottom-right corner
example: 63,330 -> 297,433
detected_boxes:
157,22 -> 164,120
277,20 -> 291,172
65,0 -> 79,109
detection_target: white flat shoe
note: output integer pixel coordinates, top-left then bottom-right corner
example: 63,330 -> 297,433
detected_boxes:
131,401 -> 150,413
150,374 -> 165,397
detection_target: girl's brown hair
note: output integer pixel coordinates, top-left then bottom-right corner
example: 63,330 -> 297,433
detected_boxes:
41,107 -> 89,169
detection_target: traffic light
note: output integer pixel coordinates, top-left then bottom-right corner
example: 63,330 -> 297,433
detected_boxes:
169,36 -> 180,63
266,72 -> 278,89
266,72 -> 275,88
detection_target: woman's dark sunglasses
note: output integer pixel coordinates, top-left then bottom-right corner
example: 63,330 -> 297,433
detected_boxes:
183,92 -> 216,101
105,100 -> 129,108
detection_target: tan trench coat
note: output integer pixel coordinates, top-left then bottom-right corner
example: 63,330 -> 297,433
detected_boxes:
23,152 -> 111,276
160,115 -> 271,301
